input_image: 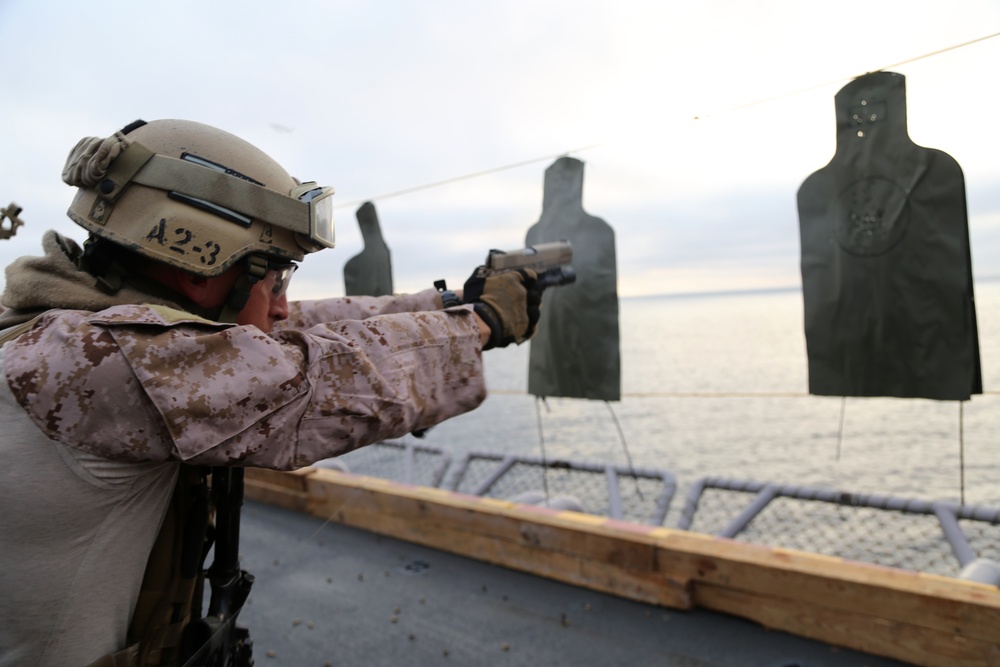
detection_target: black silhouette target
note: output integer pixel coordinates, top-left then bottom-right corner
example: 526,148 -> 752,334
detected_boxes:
797,72 -> 981,400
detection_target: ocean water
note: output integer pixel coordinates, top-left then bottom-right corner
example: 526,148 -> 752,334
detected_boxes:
423,279 -> 1000,510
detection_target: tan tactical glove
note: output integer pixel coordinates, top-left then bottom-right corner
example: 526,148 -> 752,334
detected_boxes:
463,268 -> 541,349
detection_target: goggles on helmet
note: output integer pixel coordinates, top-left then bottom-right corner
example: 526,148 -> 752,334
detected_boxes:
291,182 -> 336,249
100,142 -> 336,252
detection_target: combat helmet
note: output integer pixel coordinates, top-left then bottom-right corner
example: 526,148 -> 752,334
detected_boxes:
65,118 -> 334,272
63,119 -> 335,318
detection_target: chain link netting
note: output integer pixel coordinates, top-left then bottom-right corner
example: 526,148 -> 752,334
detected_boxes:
450,457 -> 673,525
681,488 -> 1000,577
961,519 -> 1000,563
682,488 -> 758,536
461,462 -> 604,510
326,442 -> 1000,578
333,440 -> 450,488
738,499 -> 958,575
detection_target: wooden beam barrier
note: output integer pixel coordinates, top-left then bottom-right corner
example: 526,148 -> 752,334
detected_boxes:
245,467 -> 1000,667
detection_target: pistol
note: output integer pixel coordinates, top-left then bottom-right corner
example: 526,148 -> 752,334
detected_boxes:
484,240 -> 576,288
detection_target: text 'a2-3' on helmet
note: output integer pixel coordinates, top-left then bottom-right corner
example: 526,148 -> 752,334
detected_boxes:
63,118 -> 335,277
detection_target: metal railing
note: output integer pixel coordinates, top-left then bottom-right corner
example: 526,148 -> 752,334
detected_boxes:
444,450 -> 677,526
323,441 -> 1000,579
320,439 -> 452,488
676,476 -> 1000,577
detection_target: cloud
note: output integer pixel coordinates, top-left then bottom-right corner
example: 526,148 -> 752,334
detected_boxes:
2,0 -> 999,299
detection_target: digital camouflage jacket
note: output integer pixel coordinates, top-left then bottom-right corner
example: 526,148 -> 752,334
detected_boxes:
1,231 -> 487,470
0,231 -> 487,667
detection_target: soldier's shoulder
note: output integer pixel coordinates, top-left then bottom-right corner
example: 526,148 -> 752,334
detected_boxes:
88,304 -> 225,328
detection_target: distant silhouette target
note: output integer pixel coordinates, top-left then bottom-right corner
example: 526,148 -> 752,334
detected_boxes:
526,157 -> 621,401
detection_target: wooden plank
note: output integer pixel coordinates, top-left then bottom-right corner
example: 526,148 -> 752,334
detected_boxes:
245,466 -> 311,492
245,468 -> 1000,666
655,533 -> 1000,643
244,467 -> 311,512
314,471 -> 1000,641
695,583 -> 1000,667
300,468 -> 692,608
307,469 -> 680,572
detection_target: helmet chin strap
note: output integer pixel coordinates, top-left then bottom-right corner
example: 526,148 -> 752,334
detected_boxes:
80,238 -> 268,324
217,254 -> 268,324
79,237 -> 219,320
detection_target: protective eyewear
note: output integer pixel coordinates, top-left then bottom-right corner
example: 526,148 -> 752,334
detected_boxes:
267,261 -> 298,297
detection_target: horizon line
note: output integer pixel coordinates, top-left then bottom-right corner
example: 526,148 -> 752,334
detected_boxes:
623,273 -> 1000,301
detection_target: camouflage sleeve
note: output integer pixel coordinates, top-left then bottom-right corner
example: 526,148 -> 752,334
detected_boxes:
4,304 -> 486,470
280,289 -> 442,330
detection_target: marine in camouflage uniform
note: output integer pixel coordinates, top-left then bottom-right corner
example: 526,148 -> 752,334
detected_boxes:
0,120 -> 539,667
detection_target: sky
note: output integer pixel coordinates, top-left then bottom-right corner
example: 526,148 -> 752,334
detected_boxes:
1,0 -> 998,300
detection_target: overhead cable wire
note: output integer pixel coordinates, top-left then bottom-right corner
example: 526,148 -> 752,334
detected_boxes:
333,143 -> 603,210
881,30 -> 1000,70
692,30 -> 1000,120
333,31 -> 999,209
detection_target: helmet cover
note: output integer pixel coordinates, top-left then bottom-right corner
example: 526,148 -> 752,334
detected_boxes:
64,119 -> 332,276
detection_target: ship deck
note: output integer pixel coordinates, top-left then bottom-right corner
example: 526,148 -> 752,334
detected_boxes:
238,500 -> 912,667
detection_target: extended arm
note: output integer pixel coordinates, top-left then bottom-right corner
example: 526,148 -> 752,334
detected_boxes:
5,304 -> 487,470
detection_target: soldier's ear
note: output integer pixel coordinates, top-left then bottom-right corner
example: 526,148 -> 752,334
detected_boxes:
173,269 -> 206,299
173,268 -> 236,308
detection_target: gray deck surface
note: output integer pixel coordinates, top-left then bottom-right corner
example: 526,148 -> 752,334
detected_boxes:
237,500 -> 914,667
